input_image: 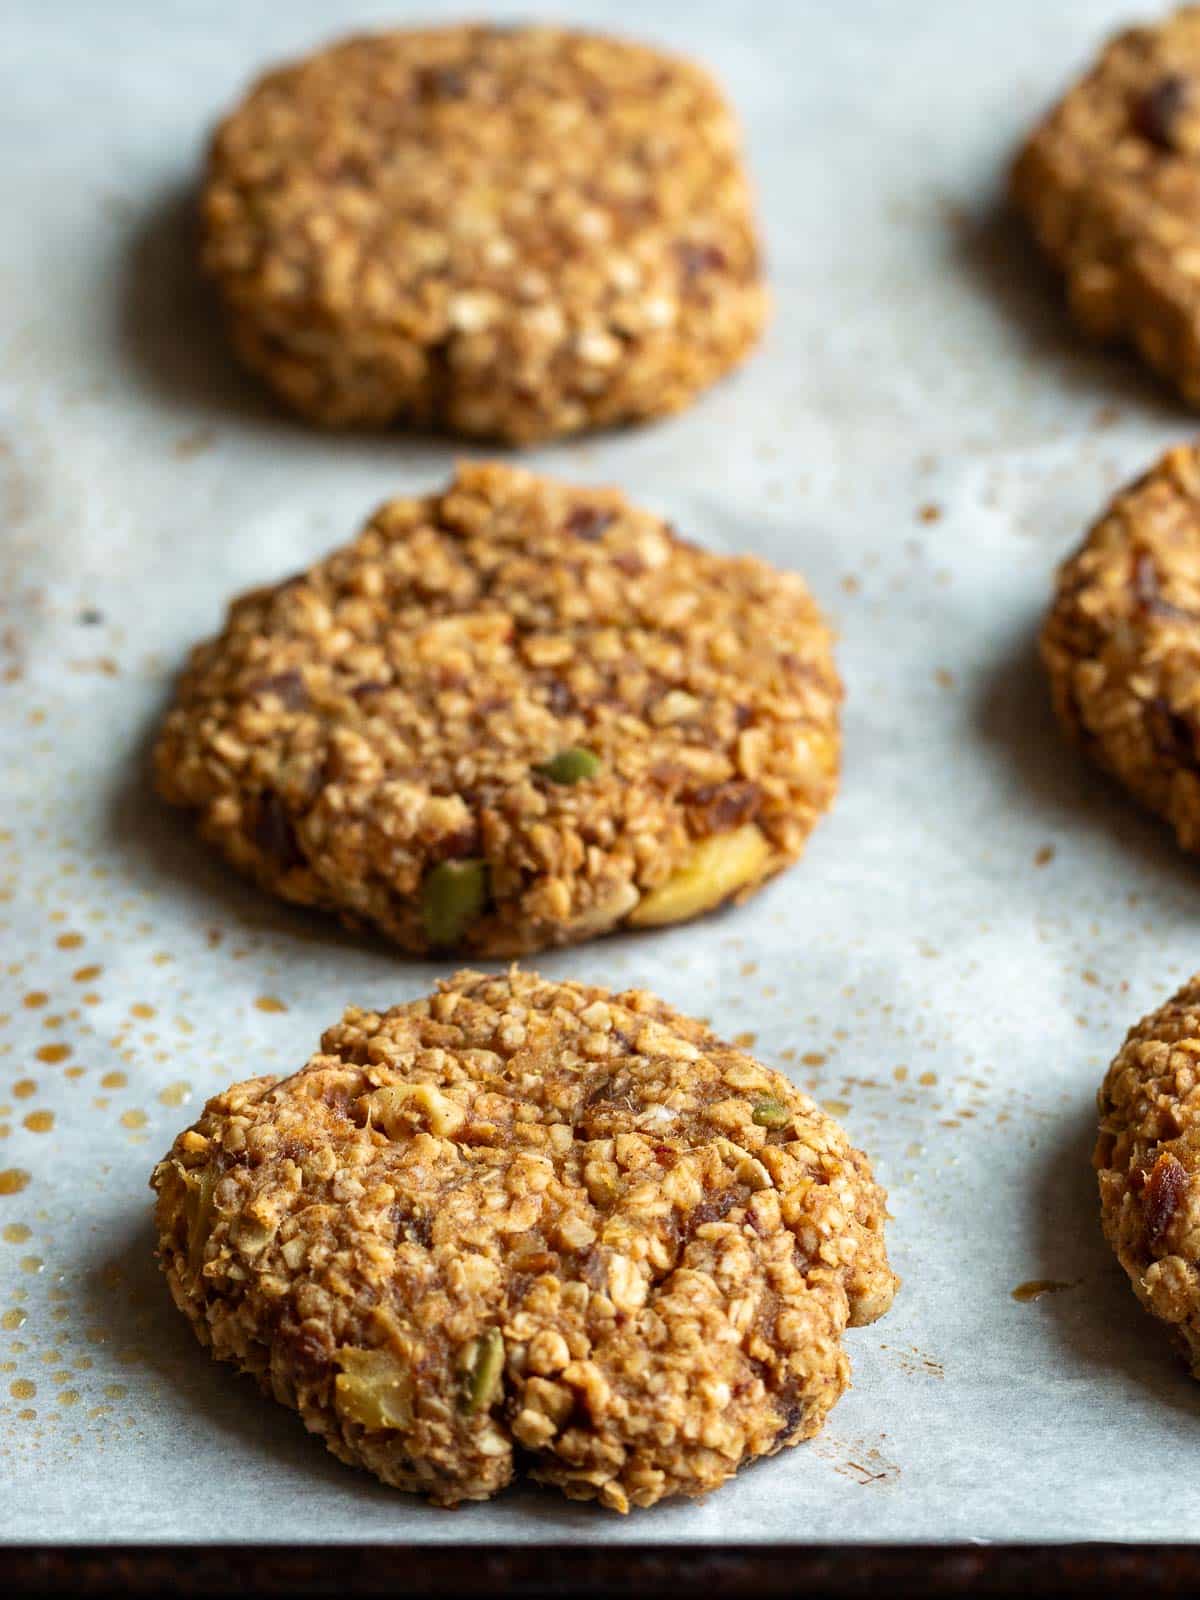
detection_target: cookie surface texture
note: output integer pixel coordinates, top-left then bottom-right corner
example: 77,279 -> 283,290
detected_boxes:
151,969 -> 898,1510
1097,973 -> 1200,1370
202,24 -> 767,440
1013,6 -> 1200,403
1041,443 -> 1200,849
153,463 -> 841,956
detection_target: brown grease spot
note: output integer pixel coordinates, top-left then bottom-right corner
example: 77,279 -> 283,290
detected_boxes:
0,1170 -> 30,1195
100,1071 -> 126,1090
55,933 -> 83,950
1034,844 -> 1055,867
254,995 -> 287,1014
120,1110 -> 147,1130
35,1043 -> 70,1064
22,1111 -> 52,1134
158,1082 -> 191,1108
22,993 -> 47,1009
73,966 -> 101,983
12,1080 -> 35,1100
9,1378 -> 35,1398
1,1308 -> 26,1330
129,1004 -> 155,1020
2,1223 -> 30,1243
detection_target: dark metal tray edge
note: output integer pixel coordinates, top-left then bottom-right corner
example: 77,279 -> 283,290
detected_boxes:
10,1542 -> 1200,1598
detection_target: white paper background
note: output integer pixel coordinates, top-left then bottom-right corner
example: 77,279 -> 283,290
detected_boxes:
3,0 -> 1200,1546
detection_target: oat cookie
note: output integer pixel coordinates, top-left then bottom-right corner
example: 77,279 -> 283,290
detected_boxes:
1012,7 -> 1200,404
153,463 -> 840,957
1041,443 -> 1200,849
151,969 -> 897,1510
1096,973 -> 1200,1369
201,24 -> 766,441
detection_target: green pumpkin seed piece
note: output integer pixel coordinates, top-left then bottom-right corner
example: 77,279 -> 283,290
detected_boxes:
462,1327 -> 506,1413
534,746 -> 602,784
751,1097 -> 790,1129
421,859 -> 488,946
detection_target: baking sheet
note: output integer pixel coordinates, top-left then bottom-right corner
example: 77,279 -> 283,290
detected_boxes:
3,0 -> 1200,1546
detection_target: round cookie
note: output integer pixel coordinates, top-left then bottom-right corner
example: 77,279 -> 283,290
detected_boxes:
1013,8 -> 1200,405
1042,443 -> 1200,851
201,24 -> 766,442
153,463 -> 841,957
151,968 -> 897,1510
1097,973 -> 1200,1370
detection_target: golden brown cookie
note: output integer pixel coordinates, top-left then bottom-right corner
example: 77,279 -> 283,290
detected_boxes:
1097,973 -> 1200,1369
1041,443 -> 1200,849
202,24 -> 766,441
1013,6 -> 1200,404
151,969 -> 897,1510
153,463 -> 841,957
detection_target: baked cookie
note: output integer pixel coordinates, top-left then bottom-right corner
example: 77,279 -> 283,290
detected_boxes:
1012,6 -> 1200,405
151,968 -> 897,1510
153,463 -> 841,957
201,24 -> 766,441
1097,973 -> 1200,1370
1041,443 -> 1200,850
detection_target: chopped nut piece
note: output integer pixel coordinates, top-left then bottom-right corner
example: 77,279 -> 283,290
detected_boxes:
186,1170 -> 216,1270
628,824 -> 772,928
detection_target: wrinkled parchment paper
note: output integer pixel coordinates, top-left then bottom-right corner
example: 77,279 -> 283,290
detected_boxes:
4,0 -> 1200,1546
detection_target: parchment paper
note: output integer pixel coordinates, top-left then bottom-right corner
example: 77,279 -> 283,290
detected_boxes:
3,0 -> 1199,1546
